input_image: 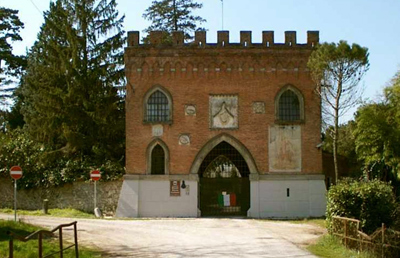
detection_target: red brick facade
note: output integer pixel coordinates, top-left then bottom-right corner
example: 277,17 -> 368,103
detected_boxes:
125,31 -> 322,176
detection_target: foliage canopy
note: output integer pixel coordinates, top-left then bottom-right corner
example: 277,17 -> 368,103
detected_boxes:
308,41 -> 369,184
0,7 -> 26,106
142,0 -> 206,43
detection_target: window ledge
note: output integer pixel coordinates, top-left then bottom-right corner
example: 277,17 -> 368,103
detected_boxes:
143,120 -> 173,125
274,119 -> 304,125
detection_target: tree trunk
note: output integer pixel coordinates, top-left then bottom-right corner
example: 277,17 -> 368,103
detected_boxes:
173,0 -> 177,31
333,107 -> 339,184
333,77 -> 343,185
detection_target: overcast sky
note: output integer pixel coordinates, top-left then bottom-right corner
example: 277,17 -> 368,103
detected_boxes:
4,0 -> 400,122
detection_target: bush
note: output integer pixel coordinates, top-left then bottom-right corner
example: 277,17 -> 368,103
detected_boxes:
0,129 -> 124,189
326,178 -> 397,234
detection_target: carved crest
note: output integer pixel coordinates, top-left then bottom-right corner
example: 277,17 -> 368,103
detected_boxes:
209,95 -> 238,129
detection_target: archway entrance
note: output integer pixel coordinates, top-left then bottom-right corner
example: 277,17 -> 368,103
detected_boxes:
199,141 -> 250,217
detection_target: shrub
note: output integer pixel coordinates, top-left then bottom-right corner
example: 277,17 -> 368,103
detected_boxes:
326,178 -> 397,234
0,129 -> 124,189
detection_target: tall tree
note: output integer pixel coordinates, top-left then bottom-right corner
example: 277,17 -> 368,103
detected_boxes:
22,0 -> 125,163
308,41 -> 369,184
0,7 -> 26,107
353,70 -> 400,183
142,0 -> 206,43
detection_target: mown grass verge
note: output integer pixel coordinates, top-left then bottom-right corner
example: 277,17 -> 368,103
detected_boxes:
0,208 -> 96,219
307,234 -> 376,258
0,219 -> 102,257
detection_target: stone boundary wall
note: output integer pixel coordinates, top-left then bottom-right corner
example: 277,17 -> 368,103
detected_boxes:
0,177 -> 122,215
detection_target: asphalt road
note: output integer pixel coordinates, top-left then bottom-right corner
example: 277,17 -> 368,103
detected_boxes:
0,214 -> 324,258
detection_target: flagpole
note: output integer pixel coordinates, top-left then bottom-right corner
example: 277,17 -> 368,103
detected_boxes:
221,0 -> 224,30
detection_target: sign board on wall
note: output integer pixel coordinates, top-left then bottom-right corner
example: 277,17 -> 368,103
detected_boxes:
170,180 -> 181,196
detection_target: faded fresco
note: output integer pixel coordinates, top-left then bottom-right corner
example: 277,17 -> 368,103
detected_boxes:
269,125 -> 301,172
209,95 -> 238,129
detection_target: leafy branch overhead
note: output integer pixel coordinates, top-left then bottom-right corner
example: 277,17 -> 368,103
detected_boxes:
308,41 -> 369,119
142,0 -> 206,43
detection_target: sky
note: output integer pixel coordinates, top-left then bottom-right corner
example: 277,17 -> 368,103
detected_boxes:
3,0 -> 400,122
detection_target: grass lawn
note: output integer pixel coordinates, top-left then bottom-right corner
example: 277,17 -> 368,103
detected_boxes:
0,219 -> 102,258
307,234 -> 376,258
0,208 -> 96,219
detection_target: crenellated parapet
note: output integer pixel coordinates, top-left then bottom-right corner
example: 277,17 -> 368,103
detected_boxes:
125,30 -> 319,80
127,30 -> 319,48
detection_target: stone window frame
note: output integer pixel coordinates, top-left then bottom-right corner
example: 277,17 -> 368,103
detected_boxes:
146,138 -> 170,175
143,85 -> 173,124
274,85 -> 305,124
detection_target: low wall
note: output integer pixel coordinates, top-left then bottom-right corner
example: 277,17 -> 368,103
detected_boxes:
248,175 -> 326,218
0,177 -> 123,215
116,175 -> 198,218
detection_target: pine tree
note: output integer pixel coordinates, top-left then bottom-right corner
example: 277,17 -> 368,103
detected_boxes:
22,0 -> 125,163
142,0 -> 206,43
0,7 -> 26,106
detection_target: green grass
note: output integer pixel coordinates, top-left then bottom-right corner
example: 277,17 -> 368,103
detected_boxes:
307,235 -> 376,258
0,208 -> 96,219
0,219 -> 102,258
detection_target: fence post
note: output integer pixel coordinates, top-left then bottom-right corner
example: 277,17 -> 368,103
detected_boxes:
74,222 -> 79,258
38,232 -> 43,258
344,220 -> 347,248
381,223 -> 385,258
9,236 -> 13,258
59,227 -> 63,258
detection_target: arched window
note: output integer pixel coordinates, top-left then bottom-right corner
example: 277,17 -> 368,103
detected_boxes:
143,86 -> 173,123
275,86 -> 304,123
151,145 -> 165,175
146,139 -> 170,175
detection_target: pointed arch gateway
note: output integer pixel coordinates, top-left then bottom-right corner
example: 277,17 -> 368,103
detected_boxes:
191,134 -> 258,217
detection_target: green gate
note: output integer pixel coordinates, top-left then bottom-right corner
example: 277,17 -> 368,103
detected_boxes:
199,141 -> 250,217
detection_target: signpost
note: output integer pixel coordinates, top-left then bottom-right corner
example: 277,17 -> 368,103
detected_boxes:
90,170 -> 101,211
10,166 -> 23,222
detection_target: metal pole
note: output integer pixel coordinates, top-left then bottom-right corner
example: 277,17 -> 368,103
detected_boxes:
14,179 -> 17,222
221,0 -> 224,30
94,181 -> 97,210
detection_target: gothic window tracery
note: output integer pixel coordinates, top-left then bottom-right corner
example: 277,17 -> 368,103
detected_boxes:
275,85 -> 304,123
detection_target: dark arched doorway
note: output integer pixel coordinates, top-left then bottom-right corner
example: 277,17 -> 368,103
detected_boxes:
199,141 -> 250,217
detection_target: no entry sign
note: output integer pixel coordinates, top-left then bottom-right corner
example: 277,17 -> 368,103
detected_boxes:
10,166 -> 23,180
90,170 -> 101,181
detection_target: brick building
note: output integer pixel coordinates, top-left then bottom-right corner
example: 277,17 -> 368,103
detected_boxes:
116,30 -> 326,218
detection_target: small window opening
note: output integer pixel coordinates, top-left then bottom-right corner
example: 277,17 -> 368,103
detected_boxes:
222,41 -> 225,47
311,42 -> 315,47
267,41 -> 270,47
289,41 -> 292,46
244,41 -> 248,47
287,188 -> 290,197
199,41 -> 202,46
151,145 -> 165,175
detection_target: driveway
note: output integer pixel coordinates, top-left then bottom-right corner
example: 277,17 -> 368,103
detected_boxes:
0,214 -> 324,257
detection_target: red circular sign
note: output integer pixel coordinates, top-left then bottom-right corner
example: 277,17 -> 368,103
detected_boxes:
90,170 -> 101,181
10,166 -> 23,180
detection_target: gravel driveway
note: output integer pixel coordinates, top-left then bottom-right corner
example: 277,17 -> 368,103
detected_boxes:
0,214 -> 324,257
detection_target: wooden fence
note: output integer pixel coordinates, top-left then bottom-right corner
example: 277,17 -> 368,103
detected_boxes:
7,221 -> 79,258
332,216 -> 400,257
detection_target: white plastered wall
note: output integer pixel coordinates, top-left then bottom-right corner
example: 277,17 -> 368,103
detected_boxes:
248,175 -> 326,218
116,175 -> 198,218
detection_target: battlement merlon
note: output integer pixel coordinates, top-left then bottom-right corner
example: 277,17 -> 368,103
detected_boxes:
126,30 -> 319,48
